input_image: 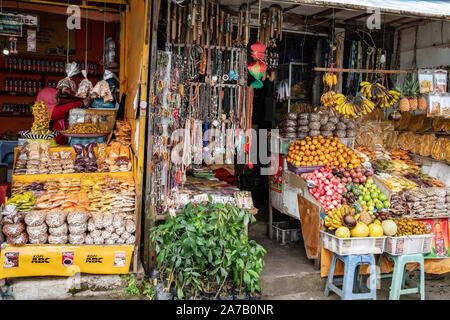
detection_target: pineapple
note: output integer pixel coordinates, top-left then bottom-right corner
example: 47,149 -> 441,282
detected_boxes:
393,81 -> 410,112
405,80 -> 420,111
399,97 -> 409,112
418,96 -> 427,111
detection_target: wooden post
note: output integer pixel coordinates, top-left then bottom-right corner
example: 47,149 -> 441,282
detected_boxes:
143,0 -> 162,273
132,0 -> 152,274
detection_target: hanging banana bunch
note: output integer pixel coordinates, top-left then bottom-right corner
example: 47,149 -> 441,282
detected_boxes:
334,93 -> 375,118
320,90 -> 336,108
321,72 -> 338,108
323,72 -> 337,88
360,81 -> 401,108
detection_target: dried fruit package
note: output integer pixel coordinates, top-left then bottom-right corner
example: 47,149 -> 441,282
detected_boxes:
418,69 -> 434,94
434,70 -> 448,93
57,62 -> 80,95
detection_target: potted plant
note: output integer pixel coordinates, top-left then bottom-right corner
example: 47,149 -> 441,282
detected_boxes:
150,198 -> 266,300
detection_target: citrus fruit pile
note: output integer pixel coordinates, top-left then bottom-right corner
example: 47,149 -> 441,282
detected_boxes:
287,136 -> 366,168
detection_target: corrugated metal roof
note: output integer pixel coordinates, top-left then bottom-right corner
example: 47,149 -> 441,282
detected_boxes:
292,0 -> 450,19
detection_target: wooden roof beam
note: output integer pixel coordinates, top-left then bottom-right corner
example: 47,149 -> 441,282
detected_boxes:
312,8 -> 343,19
387,16 -> 416,25
344,12 -> 371,22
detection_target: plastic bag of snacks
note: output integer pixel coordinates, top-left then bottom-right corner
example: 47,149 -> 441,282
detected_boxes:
434,69 -> 448,93
57,62 -> 80,95
75,71 -> 93,98
418,69 -> 434,94
91,80 -> 113,102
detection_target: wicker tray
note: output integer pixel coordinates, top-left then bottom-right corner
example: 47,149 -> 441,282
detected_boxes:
61,132 -> 108,138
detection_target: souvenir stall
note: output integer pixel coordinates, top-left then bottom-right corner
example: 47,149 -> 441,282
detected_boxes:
144,0 -> 261,225
0,0 -> 149,278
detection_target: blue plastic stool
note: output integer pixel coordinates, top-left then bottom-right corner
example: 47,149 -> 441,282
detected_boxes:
324,253 -> 377,300
377,253 -> 425,300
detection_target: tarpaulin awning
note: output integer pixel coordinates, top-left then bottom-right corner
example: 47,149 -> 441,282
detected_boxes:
291,0 -> 450,20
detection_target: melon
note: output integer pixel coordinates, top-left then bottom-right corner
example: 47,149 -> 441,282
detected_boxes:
351,222 -> 370,237
335,226 -> 351,238
381,220 -> 397,236
368,223 -> 384,237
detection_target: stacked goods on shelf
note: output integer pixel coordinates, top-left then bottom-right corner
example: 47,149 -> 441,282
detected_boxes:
389,188 -> 450,220
1,205 -> 28,246
112,121 -> 132,146
3,174 -> 136,246
279,112 -> 299,139
355,121 -> 394,148
15,144 -> 131,175
279,111 -> 356,140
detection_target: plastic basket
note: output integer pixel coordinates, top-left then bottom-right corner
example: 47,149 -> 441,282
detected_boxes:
384,234 -> 433,255
320,230 -> 386,255
287,162 -> 325,175
340,137 -> 355,149
272,221 -> 301,245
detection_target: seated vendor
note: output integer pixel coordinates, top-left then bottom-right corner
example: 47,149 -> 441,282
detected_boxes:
36,87 -> 83,145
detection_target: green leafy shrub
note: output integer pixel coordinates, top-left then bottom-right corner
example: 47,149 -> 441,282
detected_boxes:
150,198 -> 266,299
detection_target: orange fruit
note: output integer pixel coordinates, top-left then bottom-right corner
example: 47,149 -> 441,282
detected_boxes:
312,161 -> 318,166
295,161 -> 301,166
300,140 -> 306,146
303,156 -> 309,162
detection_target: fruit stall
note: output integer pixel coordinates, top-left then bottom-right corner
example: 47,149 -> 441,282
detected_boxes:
270,65 -> 450,277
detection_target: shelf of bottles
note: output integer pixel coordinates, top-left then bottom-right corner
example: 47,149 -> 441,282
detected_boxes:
2,56 -> 100,75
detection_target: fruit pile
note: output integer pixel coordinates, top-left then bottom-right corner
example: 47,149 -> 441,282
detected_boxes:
287,136 -> 365,168
351,177 -> 390,213
332,166 -> 373,185
325,208 -> 385,238
393,218 -> 430,236
324,205 -> 356,230
301,167 -> 346,211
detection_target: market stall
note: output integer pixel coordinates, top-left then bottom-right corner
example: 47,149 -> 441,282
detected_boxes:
258,0 -> 450,280
0,0 -> 151,278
